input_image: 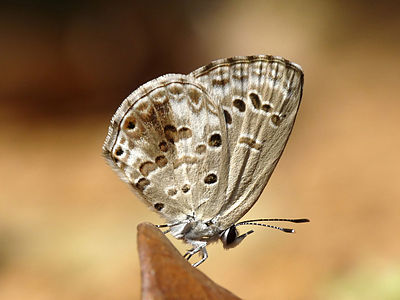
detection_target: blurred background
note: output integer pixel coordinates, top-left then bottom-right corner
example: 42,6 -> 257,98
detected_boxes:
1,0 -> 400,299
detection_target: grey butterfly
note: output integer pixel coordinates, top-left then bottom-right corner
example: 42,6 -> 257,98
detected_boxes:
103,55 -> 309,267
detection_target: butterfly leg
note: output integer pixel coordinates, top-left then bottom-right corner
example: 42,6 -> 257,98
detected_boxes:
183,241 -> 208,267
183,248 -> 195,260
155,224 -> 171,234
183,247 -> 200,260
192,247 -> 208,267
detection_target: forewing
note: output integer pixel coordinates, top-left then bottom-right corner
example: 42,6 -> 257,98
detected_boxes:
103,74 -> 229,224
190,55 -> 304,227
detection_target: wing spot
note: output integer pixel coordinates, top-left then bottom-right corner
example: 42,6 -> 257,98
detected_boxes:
239,136 -> 262,151
136,178 -> 150,192
138,105 -> 158,124
168,83 -> 183,95
223,110 -> 232,124
154,203 -> 164,211
115,148 -> 124,156
125,120 -> 135,130
203,62 -> 214,73
208,133 -> 222,147
178,127 -> 192,139
212,77 -> 229,86
159,141 -> 168,152
249,93 -> 261,109
271,114 -> 283,126
195,144 -> 206,154
164,125 -> 178,143
233,99 -> 246,112
153,100 -> 169,115
204,173 -> 218,184
232,72 -> 248,81
167,188 -> 177,196
139,161 -> 157,176
155,155 -> 168,167
262,104 -> 272,113
149,88 -> 166,100
173,156 -> 197,169
182,184 -> 190,193
187,87 -> 201,104
248,55 -> 260,62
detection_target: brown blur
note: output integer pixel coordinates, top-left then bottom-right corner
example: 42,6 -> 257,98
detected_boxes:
1,1 -> 400,299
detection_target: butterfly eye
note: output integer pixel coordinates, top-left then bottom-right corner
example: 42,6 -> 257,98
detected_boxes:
220,225 -> 238,247
226,226 -> 238,245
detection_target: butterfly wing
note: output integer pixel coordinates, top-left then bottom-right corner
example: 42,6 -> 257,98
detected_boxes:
190,55 -> 304,228
103,74 -> 229,224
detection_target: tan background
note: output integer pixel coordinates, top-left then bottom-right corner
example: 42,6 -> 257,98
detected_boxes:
1,1 -> 400,299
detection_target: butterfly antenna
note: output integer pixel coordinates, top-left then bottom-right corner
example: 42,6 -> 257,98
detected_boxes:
236,218 -> 309,233
237,218 -> 310,224
236,222 -> 296,233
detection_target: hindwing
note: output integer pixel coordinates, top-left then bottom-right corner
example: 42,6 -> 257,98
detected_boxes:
190,55 -> 304,227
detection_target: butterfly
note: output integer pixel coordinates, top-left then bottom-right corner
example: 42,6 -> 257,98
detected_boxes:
103,55 -> 309,267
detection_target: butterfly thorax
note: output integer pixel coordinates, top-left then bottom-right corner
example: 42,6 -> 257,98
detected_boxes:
169,218 -> 223,244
